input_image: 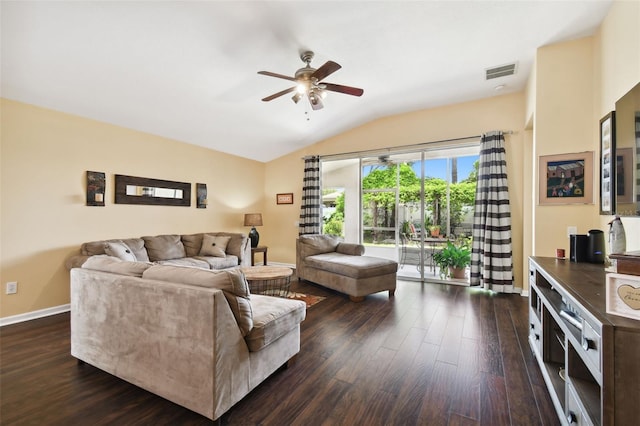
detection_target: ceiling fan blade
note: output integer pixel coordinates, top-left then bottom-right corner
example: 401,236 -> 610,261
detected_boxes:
257,71 -> 296,82
311,61 -> 341,82
323,83 -> 364,97
262,86 -> 296,102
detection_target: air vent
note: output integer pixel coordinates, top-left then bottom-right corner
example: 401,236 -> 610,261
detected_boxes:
485,63 -> 517,80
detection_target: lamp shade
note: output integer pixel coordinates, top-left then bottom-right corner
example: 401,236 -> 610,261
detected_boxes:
244,213 -> 263,227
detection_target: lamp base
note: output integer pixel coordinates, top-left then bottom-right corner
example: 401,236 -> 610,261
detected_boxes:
249,227 -> 260,248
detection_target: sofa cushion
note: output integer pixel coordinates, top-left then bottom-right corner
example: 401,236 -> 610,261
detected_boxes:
156,257 -> 211,269
142,265 -> 253,336
245,294 -> 306,352
142,235 -> 186,261
305,253 -> 398,279
199,235 -> 231,257
194,256 -> 239,270
104,241 -> 137,261
81,255 -> 152,277
298,235 -> 342,258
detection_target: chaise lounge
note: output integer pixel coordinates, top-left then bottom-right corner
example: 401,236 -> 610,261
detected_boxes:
296,234 -> 398,302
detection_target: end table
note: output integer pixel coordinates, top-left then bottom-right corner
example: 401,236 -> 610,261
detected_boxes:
251,246 -> 267,266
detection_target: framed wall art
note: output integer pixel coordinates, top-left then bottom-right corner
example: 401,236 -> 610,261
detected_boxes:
600,111 -> 616,214
196,183 -> 207,208
538,152 -> 594,205
86,171 -> 105,207
276,193 -> 294,205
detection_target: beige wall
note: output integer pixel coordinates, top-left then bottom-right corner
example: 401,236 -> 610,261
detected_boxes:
264,93 -> 528,288
525,0 -> 640,280
0,99 -> 264,318
595,0 -> 640,246
532,37 -> 600,257
528,1 -> 640,260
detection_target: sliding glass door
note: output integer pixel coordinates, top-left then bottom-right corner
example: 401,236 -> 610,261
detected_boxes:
320,142 -> 479,283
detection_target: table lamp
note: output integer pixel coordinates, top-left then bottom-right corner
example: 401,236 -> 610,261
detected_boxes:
244,213 -> 263,248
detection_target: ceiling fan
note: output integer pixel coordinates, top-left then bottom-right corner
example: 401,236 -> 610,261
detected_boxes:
258,51 -> 364,110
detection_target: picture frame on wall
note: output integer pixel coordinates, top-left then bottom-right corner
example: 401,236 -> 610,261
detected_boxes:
276,193 -> 294,205
538,151 -> 594,205
600,111 -> 616,215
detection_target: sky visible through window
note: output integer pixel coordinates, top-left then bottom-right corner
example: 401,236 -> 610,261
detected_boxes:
362,155 -> 478,181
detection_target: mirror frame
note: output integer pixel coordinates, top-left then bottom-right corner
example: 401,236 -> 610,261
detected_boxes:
613,81 -> 640,216
115,174 -> 191,206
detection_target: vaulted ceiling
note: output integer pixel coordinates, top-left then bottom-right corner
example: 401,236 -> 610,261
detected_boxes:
1,1 -> 612,162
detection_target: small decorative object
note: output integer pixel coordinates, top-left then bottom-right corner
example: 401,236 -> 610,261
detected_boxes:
432,241 -> 471,279
538,152 -> 594,205
608,216 -> 626,255
244,213 -> 263,248
196,183 -> 207,209
606,273 -> 640,321
276,193 -> 294,205
86,171 -> 105,207
600,112 -> 616,214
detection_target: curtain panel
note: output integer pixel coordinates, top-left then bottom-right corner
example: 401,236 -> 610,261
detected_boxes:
470,131 -> 514,292
299,156 -> 322,235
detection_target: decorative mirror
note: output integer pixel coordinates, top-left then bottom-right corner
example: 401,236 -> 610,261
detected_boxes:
614,82 -> 640,216
115,175 -> 191,206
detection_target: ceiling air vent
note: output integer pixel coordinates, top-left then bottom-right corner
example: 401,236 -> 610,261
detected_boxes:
485,63 -> 517,80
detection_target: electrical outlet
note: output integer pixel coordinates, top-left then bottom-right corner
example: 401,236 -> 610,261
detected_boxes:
6,282 -> 17,295
567,226 -> 577,238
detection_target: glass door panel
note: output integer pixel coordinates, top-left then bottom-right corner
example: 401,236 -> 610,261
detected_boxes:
321,143 -> 479,283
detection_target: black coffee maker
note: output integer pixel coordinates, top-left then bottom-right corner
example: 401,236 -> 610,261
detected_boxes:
570,230 -> 605,263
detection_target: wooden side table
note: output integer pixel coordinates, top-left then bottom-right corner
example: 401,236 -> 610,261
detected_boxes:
251,246 -> 267,266
241,265 -> 292,296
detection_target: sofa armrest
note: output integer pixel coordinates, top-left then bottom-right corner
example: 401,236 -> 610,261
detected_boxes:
65,254 -> 90,270
336,243 -> 365,256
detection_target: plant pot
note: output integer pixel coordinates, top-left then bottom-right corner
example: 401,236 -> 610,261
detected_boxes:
449,266 -> 466,279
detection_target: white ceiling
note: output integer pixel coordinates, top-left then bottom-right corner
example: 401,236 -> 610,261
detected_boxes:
1,1 -> 612,163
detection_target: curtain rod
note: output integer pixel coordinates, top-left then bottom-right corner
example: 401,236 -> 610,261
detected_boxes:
303,130 -> 514,161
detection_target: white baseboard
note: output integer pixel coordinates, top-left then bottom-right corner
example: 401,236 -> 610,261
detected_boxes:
0,304 -> 70,327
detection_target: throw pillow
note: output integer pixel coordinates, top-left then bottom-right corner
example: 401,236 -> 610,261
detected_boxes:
104,241 -> 137,262
142,234 -> 186,261
199,235 -> 231,258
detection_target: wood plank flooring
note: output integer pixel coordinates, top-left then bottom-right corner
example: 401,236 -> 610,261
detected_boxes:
1,279 -> 558,425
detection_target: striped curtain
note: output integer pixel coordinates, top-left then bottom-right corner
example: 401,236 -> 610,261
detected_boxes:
470,131 -> 513,292
299,156 -> 322,235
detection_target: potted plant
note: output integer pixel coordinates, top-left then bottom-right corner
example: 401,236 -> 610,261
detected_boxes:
432,241 -> 471,279
429,225 -> 441,237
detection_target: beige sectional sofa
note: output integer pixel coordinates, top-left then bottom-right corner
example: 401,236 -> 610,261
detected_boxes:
69,233 -> 306,422
296,234 -> 398,302
67,232 -> 251,270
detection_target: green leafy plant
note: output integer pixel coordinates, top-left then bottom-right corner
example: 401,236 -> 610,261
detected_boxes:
432,241 -> 471,278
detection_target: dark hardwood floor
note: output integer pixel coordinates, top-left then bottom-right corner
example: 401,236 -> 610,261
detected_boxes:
1,279 -> 558,425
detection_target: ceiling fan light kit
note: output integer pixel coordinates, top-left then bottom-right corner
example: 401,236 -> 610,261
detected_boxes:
258,50 -> 363,111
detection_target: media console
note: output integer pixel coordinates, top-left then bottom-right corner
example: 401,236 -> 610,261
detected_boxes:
528,257 -> 640,425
